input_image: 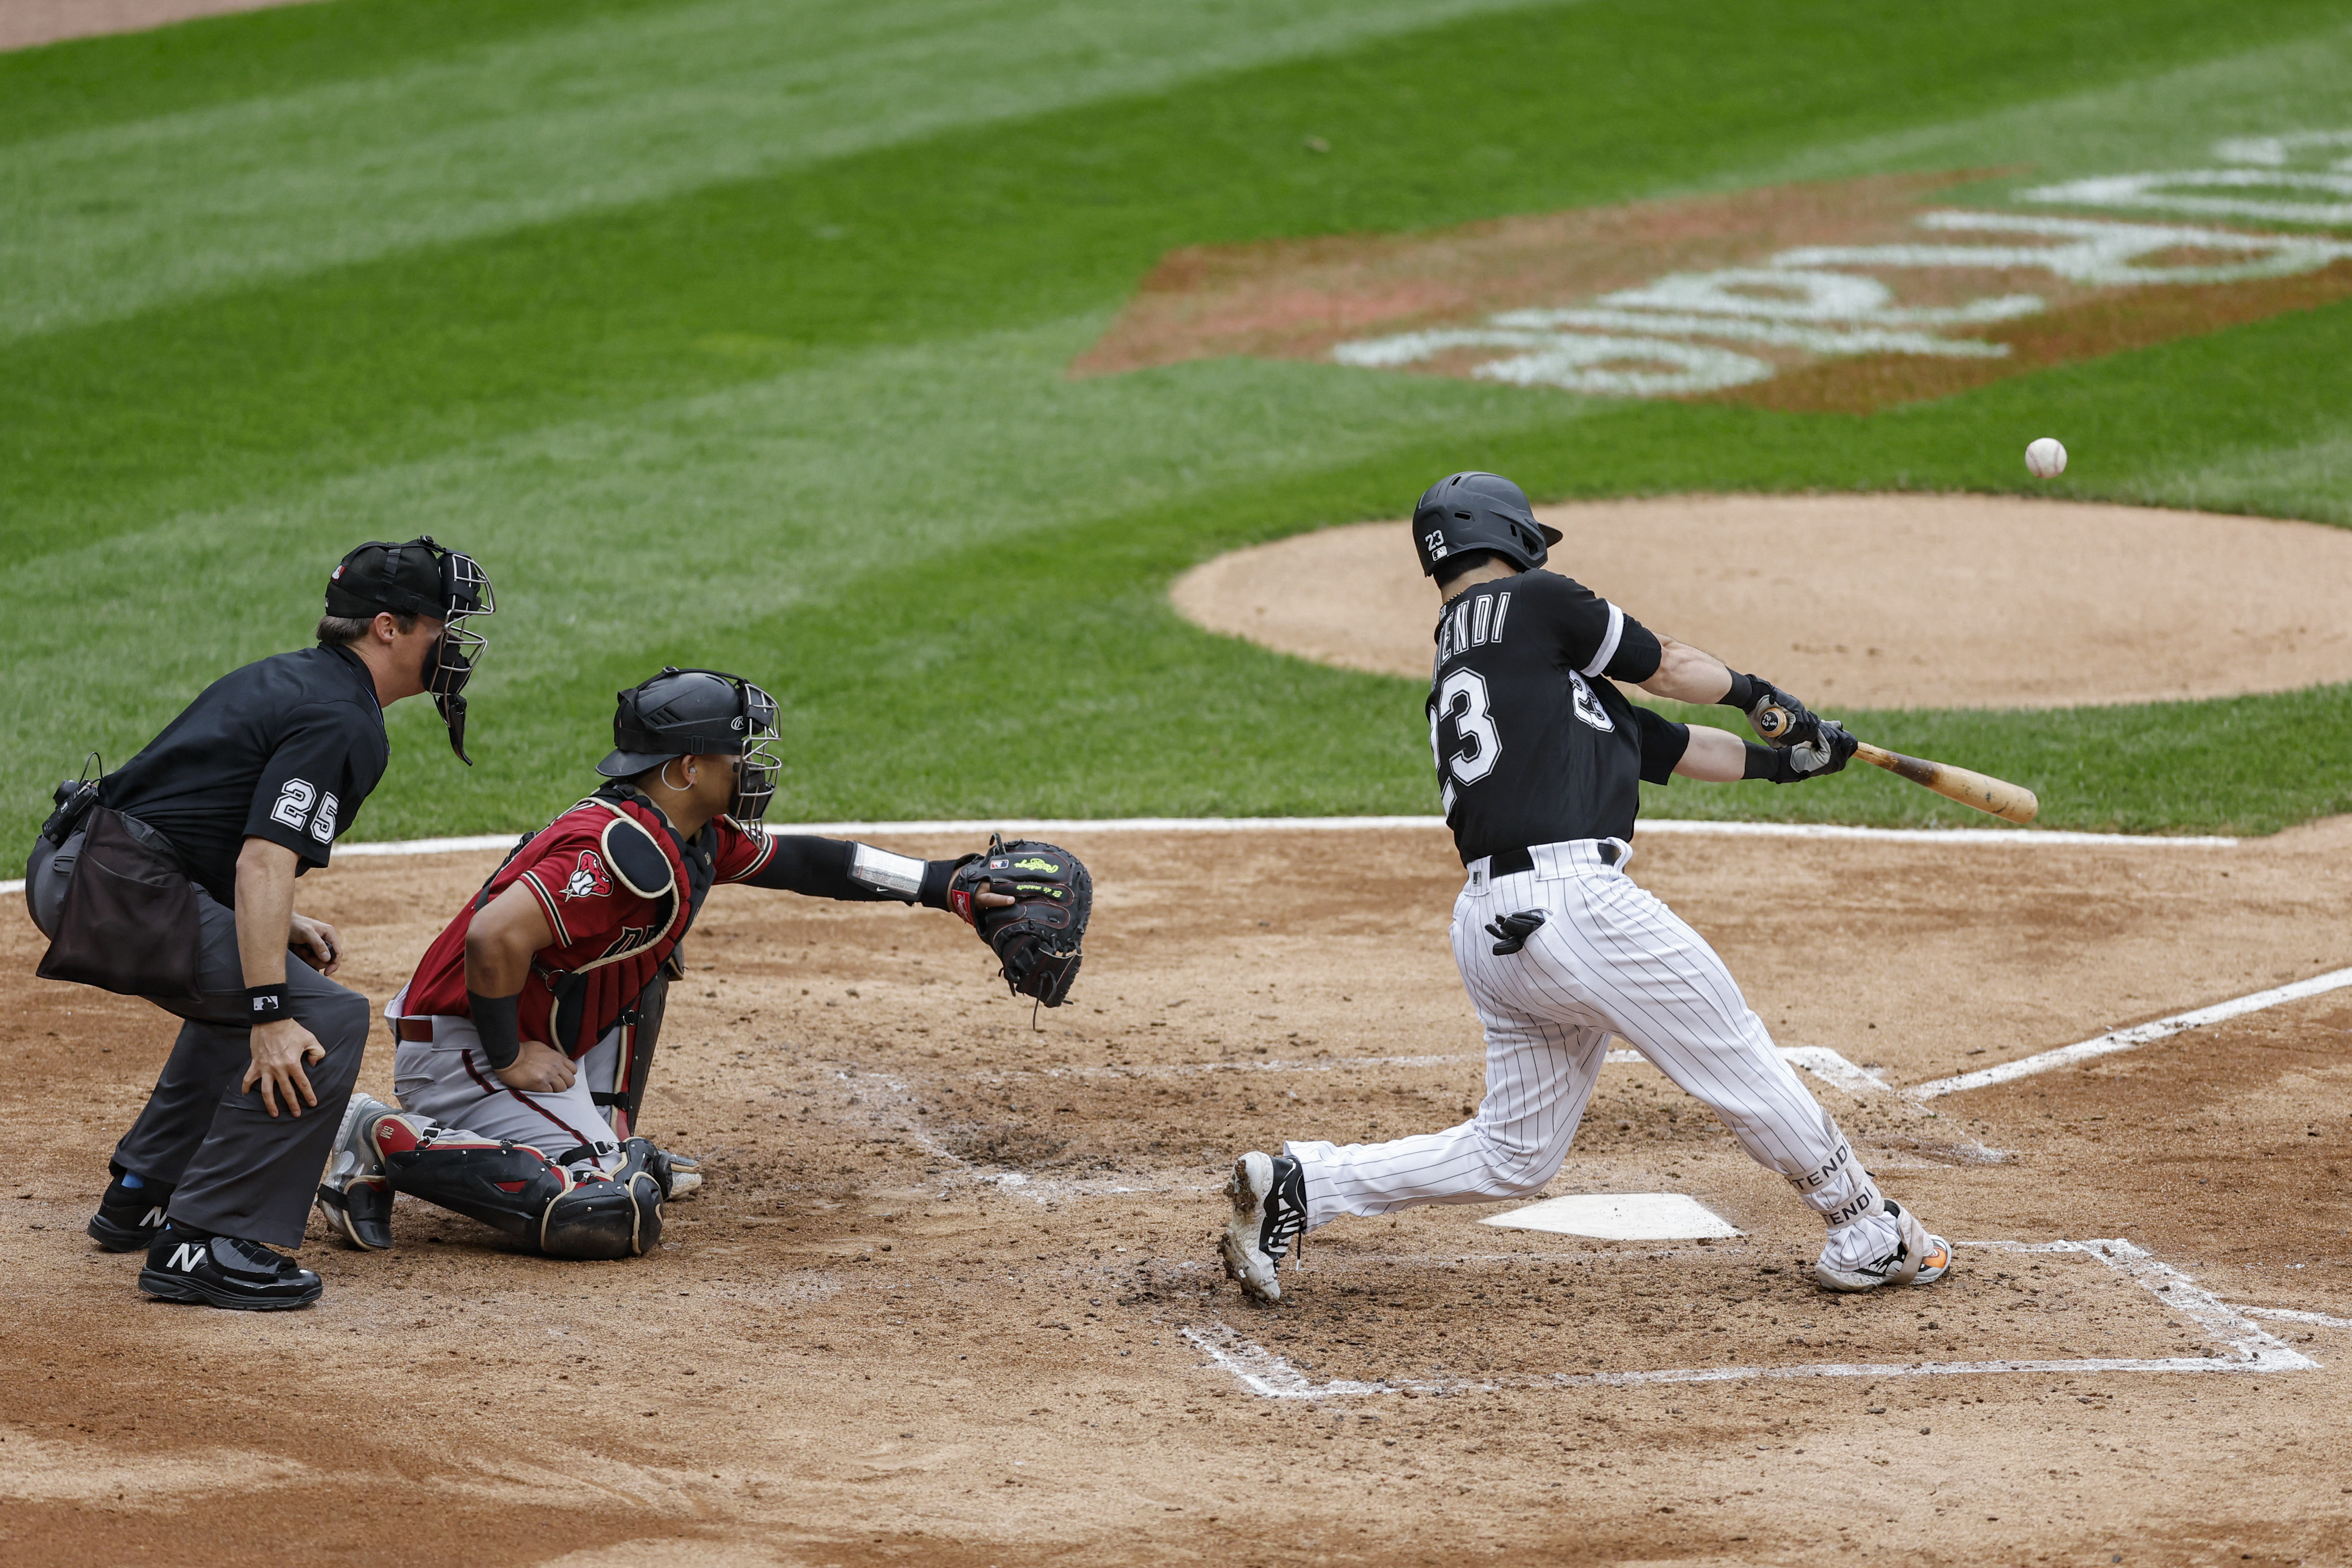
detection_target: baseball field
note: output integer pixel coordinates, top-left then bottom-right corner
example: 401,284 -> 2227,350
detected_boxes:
7,1 -> 2352,1563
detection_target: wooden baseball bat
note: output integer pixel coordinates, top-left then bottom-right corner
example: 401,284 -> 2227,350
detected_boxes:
1852,741 -> 2039,824
1754,705 -> 2039,825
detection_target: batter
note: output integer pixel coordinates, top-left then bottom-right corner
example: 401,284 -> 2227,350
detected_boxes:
1221,472 -> 1953,1300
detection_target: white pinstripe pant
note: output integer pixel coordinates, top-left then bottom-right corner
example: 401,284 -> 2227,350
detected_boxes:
1288,838 -> 1874,1230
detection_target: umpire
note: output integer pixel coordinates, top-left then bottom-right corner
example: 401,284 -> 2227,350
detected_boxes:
24,539 -> 493,1311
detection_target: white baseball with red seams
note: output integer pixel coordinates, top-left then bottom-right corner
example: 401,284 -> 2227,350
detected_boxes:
2026,436 -> 2068,477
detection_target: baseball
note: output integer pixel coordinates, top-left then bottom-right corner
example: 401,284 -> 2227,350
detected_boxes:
2025,436 -> 2067,478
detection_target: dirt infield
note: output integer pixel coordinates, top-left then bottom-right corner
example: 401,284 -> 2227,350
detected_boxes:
1170,495 -> 2352,710
8,822 -> 2352,1565
0,0 -> 315,52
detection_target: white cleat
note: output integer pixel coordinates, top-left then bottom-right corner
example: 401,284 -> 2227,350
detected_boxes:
315,1092 -> 398,1251
1815,1199 -> 1952,1292
1219,1151 -> 1306,1303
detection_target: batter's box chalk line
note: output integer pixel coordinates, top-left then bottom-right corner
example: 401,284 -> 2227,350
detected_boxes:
1184,1239 -> 2319,1401
1910,965 -> 2352,1099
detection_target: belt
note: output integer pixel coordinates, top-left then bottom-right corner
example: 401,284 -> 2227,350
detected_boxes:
394,1017 -> 435,1043
1482,841 -> 1617,878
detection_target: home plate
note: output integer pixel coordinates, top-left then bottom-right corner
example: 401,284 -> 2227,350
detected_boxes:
1481,1193 -> 1742,1240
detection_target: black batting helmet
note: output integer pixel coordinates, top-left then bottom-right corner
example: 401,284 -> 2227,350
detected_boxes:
599,668 -> 782,822
1410,472 -> 1562,577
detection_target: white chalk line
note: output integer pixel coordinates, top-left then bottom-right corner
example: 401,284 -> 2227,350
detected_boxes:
2235,1306 -> 2352,1329
0,813 -> 2236,899
1185,1239 -> 2318,1400
1911,966 -> 2352,1099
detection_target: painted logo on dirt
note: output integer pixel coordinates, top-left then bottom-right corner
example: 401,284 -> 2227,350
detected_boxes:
564,849 -> 613,901
1076,133 -> 2352,410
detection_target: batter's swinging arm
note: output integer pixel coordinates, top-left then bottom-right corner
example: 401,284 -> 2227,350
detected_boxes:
1754,704 -> 2039,824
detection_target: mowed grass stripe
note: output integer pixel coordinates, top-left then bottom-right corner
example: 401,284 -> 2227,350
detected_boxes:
10,0 -> 2348,569
0,0 -> 1549,342
7,0 -> 2351,844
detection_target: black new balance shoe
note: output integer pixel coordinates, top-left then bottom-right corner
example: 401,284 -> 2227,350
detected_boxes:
139,1227 -> 323,1311
89,1175 -> 174,1253
1220,1151 -> 1307,1302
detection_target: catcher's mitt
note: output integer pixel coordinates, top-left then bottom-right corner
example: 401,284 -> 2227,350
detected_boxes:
948,835 -> 1091,1006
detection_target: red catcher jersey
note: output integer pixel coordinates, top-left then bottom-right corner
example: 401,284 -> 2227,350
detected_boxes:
400,793 -> 777,1056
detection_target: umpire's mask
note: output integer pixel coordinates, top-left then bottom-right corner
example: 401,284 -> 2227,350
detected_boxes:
325,537 -> 496,764
598,668 -> 782,824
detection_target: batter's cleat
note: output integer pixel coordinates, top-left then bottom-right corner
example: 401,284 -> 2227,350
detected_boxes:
1220,1151 -> 1307,1303
87,1175 -> 174,1253
1815,1199 -> 1953,1292
314,1093 -> 397,1251
650,1148 -> 702,1200
138,1226 -> 323,1311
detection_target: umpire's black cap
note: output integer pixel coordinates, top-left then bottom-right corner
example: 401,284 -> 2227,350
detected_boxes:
1410,471 -> 1563,577
324,537 -> 490,620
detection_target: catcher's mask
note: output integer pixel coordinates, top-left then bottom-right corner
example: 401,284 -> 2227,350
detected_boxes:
1410,471 -> 1562,578
598,667 -> 782,823
324,536 -> 495,764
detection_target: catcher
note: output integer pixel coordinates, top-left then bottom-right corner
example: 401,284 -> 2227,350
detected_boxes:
315,666 -> 1089,1259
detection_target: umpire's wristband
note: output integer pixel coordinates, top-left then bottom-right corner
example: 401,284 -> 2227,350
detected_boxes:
1743,742 -> 1810,785
1719,671 -> 1761,711
246,984 -> 288,1024
467,990 -> 524,1071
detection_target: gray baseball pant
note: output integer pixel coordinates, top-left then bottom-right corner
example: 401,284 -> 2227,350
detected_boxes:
26,829 -> 372,1248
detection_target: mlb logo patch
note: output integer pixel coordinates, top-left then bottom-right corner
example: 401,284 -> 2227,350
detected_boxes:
564,849 -> 613,900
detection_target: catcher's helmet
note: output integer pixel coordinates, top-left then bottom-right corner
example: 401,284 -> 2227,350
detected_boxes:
598,667 -> 782,822
1410,472 -> 1563,578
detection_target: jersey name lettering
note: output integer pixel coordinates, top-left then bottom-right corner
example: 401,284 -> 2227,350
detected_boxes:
1436,590 -> 1511,667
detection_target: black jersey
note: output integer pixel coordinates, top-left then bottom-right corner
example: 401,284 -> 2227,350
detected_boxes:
100,644 -> 390,906
1426,569 -> 1691,864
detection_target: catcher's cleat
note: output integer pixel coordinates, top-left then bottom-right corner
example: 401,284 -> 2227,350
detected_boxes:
138,1226 -> 323,1311
315,1093 -> 397,1251
88,1174 -> 173,1253
1815,1199 -> 1953,1292
650,1148 -> 702,1200
1220,1151 -> 1307,1303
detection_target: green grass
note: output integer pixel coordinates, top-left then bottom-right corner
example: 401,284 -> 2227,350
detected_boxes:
5,0 -> 2351,852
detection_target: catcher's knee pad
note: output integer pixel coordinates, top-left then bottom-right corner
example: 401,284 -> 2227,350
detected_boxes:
375,1116 -> 570,1244
539,1138 -> 664,1260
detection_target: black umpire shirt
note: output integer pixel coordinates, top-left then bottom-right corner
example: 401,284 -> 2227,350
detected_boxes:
99,643 -> 390,907
1427,568 -> 1691,864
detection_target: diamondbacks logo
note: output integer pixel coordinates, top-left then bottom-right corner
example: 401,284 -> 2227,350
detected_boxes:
564,849 -> 613,901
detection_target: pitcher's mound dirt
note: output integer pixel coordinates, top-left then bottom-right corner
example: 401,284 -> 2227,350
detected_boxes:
1171,494 -> 2352,709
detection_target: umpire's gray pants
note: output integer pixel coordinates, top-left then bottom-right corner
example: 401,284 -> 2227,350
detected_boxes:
26,831 -> 372,1249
